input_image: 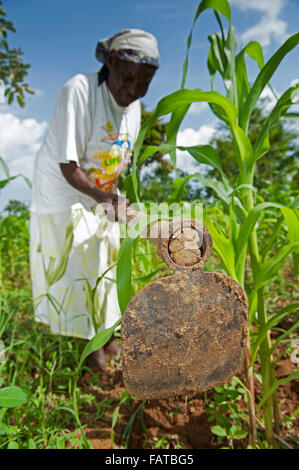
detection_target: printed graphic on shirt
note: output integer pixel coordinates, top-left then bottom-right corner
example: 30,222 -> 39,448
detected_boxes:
87,121 -> 133,192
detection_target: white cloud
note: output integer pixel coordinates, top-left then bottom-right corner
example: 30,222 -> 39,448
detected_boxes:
188,102 -> 209,115
258,86 -> 279,113
0,112 -> 47,209
231,0 -> 284,17
230,0 -> 288,46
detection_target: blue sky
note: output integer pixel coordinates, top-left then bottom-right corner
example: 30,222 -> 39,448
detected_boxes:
0,0 -> 299,209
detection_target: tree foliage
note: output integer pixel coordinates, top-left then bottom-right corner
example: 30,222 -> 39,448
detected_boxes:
0,0 -> 34,107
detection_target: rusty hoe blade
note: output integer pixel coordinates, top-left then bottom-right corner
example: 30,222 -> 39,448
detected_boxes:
122,218 -> 248,399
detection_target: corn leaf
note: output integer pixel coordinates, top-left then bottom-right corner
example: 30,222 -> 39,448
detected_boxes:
208,33 -> 226,76
255,242 -> 299,291
166,105 -> 190,170
133,88 -> 238,200
185,144 -> 223,174
257,371 -> 299,412
280,206 -> 299,275
270,319 -> 299,356
137,144 -> 175,168
0,175 -> 17,189
181,0 -> 231,88
250,303 -> 299,366
223,24 -> 238,104
231,124 -> 254,174
280,207 -> 299,244
254,84 -> 299,160
45,221 -> 74,287
248,290 -> 258,326
195,173 -> 231,205
239,33 -> 299,132
208,43 -> 217,89
116,236 -> 136,314
78,318 -> 121,368
203,216 -> 236,279
0,156 -> 10,179
235,202 -> 282,275
235,41 -> 264,111
261,197 -> 299,261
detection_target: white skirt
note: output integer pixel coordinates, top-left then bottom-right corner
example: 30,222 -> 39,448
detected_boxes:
29,203 -> 121,340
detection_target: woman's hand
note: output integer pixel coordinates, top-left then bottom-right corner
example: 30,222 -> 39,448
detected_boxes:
59,161 -> 129,222
94,190 -> 130,222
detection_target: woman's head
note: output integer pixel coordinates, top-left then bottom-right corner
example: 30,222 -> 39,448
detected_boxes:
95,28 -> 159,107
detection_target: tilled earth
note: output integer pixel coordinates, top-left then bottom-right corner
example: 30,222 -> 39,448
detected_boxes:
77,347 -> 298,450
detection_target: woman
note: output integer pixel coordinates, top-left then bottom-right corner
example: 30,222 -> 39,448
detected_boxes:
29,29 -> 159,371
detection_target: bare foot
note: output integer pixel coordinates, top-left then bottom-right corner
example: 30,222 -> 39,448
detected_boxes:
86,347 -> 106,369
104,336 -> 121,357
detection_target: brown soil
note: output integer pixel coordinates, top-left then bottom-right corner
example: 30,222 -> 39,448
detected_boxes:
77,344 -> 299,450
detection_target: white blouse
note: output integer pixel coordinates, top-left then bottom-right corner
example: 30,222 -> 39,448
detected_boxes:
30,73 -> 141,213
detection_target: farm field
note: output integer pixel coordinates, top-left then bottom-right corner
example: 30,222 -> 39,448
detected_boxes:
0,208 -> 298,449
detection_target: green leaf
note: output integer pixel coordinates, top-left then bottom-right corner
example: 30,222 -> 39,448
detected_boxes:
223,24 -> 238,104
167,105 -> 190,169
120,173 -> 139,204
7,91 -> 13,104
250,303 -> 299,365
0,386 -> 27,408
257,371 -> 299,412
45,214 -> 80,287
231,124 -> 254,174
0,156 -> 10,179
21,174 -> 32,188
184,144 -> 223,174
235,202 -> 282,274
261,198 -> 299,261
168,174 -> 197,203
133,88 -> 237,201
112,405 -> 120,430
244,41 -> 264,69
235,41 -> 264,111
254,84 -> 299,160
194,0 -> 231,22
211,425 -> 227,437
239,33 -> 299,132
116,236 -> 136,314
0,175 -> 17,189
196,173 -> 230,205
203,215 -> 237,279
255,242 -> 299,291
133,265 -> 163,284
230,424 -> 248,439
17,94 -> 24,108
281,206 -> 299,275
79,318 -> 121,368
54,406 -> 78,420
181,0 -> 231,88
7,441 -> 19,449
137,144 -> 175,168
280,207 -> 299,245
208,33 -> 226,76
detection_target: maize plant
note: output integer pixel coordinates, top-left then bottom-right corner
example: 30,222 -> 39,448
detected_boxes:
125,0 -> 299,447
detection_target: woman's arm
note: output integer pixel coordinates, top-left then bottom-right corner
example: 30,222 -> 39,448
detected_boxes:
60,161 -> 128,220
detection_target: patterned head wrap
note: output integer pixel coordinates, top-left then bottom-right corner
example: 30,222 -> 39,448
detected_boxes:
95,28 -> 160,69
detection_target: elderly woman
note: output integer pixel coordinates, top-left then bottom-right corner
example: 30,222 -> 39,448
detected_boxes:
30,29 -> 159,371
